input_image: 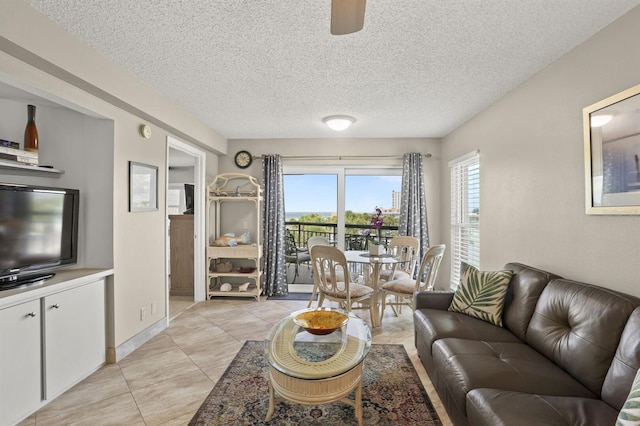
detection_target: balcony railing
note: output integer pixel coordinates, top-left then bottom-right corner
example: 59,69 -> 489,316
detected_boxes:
285,221 -> 399,249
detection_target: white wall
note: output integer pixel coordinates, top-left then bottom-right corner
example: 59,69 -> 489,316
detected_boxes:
225,138 -> 443,263
441,6 -> 640,295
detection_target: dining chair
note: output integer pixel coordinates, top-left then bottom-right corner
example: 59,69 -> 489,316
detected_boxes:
306,236 -> 331,307
310,245 -> 374,319
378,236 -> 420,282
285,229 -> 310,284
380,244 -> 446,317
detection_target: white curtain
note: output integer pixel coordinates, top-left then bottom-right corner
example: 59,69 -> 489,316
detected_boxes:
262,155 -> 288,296
399,152 -> 430,261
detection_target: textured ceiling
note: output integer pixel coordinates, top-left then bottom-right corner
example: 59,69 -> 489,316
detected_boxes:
25,0 -> 640,139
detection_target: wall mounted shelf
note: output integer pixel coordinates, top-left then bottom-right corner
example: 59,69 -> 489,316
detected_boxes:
0,159 -> 64,175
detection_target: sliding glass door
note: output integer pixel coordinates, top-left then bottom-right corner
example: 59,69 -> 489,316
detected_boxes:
284,173 -> 338,245
344,173 -> 402,248
284,166 -> 402,250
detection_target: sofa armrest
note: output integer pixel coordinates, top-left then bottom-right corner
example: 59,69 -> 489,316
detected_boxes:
414,291 -> 455,311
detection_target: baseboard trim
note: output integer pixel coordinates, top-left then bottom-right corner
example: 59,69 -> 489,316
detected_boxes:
111,318 -> 168,363
288,284 -> 314,293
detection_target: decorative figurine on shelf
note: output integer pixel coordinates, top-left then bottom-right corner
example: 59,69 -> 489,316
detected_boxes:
24,104 -> 39,152
235,186 -> 240,197
239,282 -> 250,292
220,283 -> 232,292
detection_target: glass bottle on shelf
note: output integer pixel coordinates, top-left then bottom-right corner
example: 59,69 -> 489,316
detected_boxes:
24,104 -> 39,152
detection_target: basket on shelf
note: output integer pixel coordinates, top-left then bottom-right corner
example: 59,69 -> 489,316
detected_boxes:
215,261 -> 233,273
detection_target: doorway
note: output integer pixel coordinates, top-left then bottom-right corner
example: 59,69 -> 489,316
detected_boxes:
166,137 -> 206,321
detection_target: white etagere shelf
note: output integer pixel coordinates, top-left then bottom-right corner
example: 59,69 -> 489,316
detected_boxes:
206,173 -> 263,301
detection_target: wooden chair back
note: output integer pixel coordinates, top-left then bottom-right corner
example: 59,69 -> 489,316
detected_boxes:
310,245 -> 353,307
415,244 -> 446,292
386,236 -> 420,277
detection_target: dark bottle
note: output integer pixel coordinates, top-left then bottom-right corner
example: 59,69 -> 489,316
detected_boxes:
24,104 -> 39,152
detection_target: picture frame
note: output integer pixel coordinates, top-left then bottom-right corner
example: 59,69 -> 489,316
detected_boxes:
583,83 -> 640,215
129,161 -> 158,212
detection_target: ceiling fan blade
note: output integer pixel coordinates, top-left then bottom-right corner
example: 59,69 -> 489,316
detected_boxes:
331,0 -> 366,35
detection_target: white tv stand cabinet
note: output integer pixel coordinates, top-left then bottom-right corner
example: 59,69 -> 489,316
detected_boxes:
0,268 -> 113,426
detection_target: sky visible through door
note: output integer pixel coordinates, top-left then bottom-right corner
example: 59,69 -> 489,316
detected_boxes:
284,174 -> 402,220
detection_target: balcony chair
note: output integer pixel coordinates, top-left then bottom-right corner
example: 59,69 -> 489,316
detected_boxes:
345,234 -> 369,250
380,244 -> 446,317
378,236 -> 420,282
309,245 -> 374,320
285,229 -> 310,284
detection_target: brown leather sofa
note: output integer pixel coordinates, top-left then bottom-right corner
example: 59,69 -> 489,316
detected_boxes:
414,262 -> 640,426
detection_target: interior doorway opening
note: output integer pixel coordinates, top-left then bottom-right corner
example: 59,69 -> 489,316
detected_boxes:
166,137 -> 206,321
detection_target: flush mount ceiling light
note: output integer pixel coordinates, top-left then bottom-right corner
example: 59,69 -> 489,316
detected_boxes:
590,114 -> 613,128
323,115 -> 355,131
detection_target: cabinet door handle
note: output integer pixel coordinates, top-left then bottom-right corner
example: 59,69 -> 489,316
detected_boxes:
27,312 -> 37,318
51,304 -> 60,309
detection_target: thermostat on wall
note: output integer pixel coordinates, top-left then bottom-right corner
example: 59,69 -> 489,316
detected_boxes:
139,124 -> 151,139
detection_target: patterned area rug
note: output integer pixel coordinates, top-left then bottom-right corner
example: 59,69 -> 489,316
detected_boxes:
189,340 -> 442,425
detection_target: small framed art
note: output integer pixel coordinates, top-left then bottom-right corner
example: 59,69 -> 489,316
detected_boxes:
129,161 -> 158,212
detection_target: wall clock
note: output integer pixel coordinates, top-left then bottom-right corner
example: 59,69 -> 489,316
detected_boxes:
234,150 -> 253,169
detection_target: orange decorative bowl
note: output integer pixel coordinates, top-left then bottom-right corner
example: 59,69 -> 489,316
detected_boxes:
293,309 -> 349,335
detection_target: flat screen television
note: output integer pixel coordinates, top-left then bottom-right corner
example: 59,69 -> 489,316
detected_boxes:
0,183 -> 80,289
184,183 -> 194,214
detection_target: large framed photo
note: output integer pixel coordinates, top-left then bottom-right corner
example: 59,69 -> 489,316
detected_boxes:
584,83 -> 640,215
129,161 -> 158,212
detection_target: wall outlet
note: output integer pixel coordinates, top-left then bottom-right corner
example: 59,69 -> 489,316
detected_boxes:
242,221 -> 248,229
140,307 -> 146,321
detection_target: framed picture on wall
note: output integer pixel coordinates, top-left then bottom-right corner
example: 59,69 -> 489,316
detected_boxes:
583,83 -> 640,215
129,161 -> 158,212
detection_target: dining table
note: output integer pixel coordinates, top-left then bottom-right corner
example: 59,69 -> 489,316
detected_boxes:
344,250 -> 405,328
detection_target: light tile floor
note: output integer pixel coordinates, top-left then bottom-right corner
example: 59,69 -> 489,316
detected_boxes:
20,297 -> 452,425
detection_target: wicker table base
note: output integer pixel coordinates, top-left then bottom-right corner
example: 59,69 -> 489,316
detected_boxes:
265,362 -> 364,426
265,309 -> 371,426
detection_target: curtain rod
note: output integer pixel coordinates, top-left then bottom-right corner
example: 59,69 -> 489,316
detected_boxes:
252,153 -> 432,160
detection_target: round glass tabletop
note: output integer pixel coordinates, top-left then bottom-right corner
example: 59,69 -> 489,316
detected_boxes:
344,250 -> 409,265
265,307 -> 372,380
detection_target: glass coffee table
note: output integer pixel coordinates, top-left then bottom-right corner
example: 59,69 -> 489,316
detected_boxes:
264,308 -> 372,426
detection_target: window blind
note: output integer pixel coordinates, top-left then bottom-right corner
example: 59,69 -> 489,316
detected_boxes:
450,151 -> 480,289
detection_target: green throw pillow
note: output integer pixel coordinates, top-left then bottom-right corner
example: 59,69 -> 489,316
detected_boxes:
448,262 -> 513,327
616,368 -> 640,425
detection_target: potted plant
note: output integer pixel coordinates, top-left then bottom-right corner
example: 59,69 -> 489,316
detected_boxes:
369,207 -> 385,256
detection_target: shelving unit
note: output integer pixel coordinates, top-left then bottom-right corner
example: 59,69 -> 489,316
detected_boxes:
207,173 -> 263,301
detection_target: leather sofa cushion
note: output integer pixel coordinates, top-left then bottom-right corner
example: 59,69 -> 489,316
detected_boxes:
432,338 -> 595,417
414,291 -> 455,311
527,279 -> 640,396
603,306 -> 640,410
466,388 -> 618,426
502,262 -> 560,341
414,309 -> 521,357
